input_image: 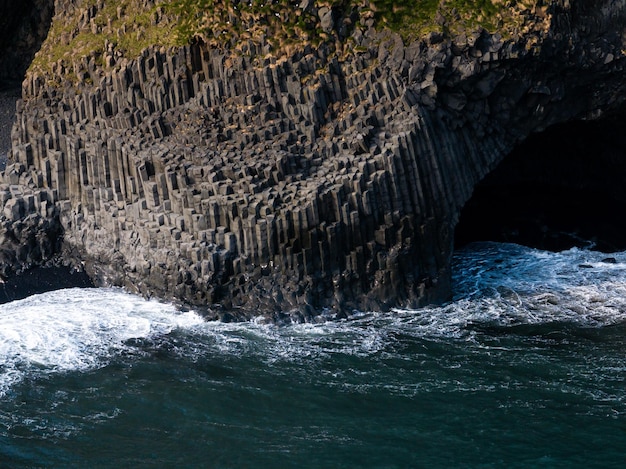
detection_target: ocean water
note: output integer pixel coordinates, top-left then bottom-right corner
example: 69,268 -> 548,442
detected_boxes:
1,242 -> 626,468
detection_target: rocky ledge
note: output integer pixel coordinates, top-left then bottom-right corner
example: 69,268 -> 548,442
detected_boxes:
1,0 -> 626,320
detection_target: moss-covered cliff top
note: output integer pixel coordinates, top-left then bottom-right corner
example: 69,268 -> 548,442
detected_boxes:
31,0 -> 549,79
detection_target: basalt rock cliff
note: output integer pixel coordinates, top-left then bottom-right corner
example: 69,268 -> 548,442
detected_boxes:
1,0 -> 626,320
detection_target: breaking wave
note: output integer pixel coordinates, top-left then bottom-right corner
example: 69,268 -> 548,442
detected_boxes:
2,242 -> 626,397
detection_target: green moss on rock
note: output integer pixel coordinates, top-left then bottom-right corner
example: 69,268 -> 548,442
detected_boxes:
371,0 -> 547,40
30,0 -> 179,78
30,0 -> 547,80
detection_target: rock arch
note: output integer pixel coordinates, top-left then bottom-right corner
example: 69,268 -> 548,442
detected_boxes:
1,1 -> 626,318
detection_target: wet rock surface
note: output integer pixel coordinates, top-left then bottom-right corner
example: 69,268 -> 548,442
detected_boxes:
1,0 -> 626,320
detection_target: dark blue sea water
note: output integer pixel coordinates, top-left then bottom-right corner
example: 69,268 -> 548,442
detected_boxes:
2,242 -> 626,468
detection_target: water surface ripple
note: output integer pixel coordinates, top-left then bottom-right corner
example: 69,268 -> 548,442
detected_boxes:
1,242 -> 626,468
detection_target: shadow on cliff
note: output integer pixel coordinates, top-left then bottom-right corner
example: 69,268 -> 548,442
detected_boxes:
455,113 -> 626,253
0,265 -> 94,304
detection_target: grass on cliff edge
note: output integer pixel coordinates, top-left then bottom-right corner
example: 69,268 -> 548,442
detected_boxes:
166,0 -> 540,44
30,0 -> 178,77
373,0 -> 500,35
30,0 -> 542,78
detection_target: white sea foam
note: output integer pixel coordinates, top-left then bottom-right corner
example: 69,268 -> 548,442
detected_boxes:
3,242 -> 626,396
0,287 -> 205,397
176,245 -> 626,369
200,243 -> 626,361
449,242 -> 626,326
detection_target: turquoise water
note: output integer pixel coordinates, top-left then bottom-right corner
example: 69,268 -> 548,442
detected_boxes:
2,242 -> 626,468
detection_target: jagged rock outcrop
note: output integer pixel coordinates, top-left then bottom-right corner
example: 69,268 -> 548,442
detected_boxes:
2,0 -> 626,320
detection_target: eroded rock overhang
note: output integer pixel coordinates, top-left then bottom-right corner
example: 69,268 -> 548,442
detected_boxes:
1,0 -> 626,320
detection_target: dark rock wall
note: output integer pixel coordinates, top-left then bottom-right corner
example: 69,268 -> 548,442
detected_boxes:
2,0 -> 626,319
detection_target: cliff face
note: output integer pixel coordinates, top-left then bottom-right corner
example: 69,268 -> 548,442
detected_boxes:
2,0 -> 626,320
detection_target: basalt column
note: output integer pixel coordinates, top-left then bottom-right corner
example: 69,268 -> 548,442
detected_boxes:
0,0 -> 54,165
0,0 -> 93,302
2,1 -> 626,319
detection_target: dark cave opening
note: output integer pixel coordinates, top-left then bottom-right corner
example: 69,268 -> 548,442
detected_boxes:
455,115 -> 626,253
0,0 -> 54,85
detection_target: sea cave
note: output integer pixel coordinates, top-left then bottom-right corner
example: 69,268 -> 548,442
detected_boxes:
455,113 -> 626,253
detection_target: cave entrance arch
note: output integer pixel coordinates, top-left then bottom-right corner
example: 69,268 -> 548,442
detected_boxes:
455,114 -> 626,253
